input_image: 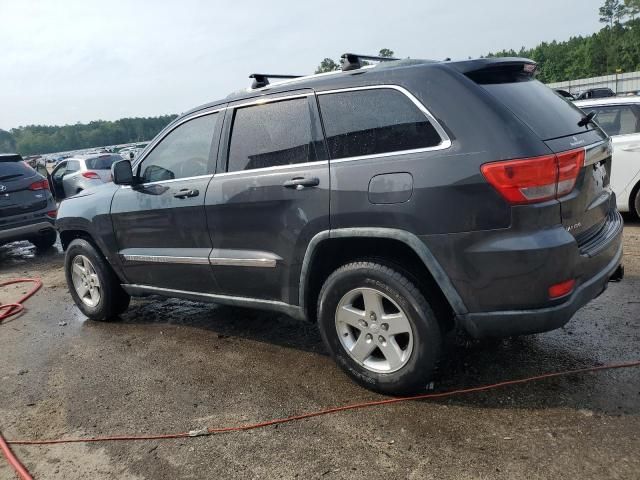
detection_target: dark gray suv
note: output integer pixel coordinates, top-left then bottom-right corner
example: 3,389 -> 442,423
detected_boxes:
1,154 -> 57,249
56,56 -> 624,394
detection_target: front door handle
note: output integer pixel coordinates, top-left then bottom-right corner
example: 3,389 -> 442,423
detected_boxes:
283,176 -> 320,189
174,188 -> 199,199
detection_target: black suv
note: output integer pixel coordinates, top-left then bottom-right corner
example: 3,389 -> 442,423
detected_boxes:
57,56 -> 624,394
1,154 -> 57,249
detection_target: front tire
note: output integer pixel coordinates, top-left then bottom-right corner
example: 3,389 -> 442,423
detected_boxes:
65,238 -> 130,321
317,262 -> 442,395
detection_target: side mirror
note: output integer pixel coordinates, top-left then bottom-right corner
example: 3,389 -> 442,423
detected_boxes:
111,160 -> 134,185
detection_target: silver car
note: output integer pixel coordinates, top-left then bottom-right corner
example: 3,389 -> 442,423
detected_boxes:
50,154 -> 121,199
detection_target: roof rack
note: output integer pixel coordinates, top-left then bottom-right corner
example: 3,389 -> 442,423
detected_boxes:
249,73 -> 303,89
340,53 -> 398,71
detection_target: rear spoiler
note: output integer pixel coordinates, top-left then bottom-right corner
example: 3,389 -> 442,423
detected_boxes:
447,57 -> 537,75
0,153 -> 23,162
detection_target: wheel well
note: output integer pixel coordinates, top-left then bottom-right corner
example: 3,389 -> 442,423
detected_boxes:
59,230 -> 96,251
303,237 -> 455,331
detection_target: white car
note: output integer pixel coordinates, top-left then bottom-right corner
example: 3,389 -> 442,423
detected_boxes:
576,96 -> 640,217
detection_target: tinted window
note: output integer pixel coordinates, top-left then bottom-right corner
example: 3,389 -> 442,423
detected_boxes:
0,160 -> 35,181
583,105 -> 640,136
139,113 -> 218,183
227,97 -> 321,172
86,155 -> 120,170
479,78 -> 593,140
317,89 -> 442,160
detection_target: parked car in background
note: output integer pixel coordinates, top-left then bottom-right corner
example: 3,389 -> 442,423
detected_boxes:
50,154 -> 120,199
0,153 -> 57,249
576,88 -> 615,100
576,96 -> 640,217
57,56 -> 623,395
555,88 -> 575,100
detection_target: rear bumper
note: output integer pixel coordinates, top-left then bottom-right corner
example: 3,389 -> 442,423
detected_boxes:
0,219 -> 56,244
456,238 -> 623,338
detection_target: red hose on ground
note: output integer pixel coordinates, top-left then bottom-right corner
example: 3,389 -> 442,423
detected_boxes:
2,277 -> 639,478
0,278 -> 42,323
0,433 -> 33,480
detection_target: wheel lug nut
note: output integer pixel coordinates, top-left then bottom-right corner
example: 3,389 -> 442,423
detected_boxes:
381,323 -> 389,331
378,336 -> 385,343
369,312 -> 377,321
365,333 -> 373,341
359,320 -> 368,328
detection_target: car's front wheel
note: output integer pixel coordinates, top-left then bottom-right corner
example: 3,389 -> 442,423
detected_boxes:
65,238 -> 130,321
317,261 -> 442,395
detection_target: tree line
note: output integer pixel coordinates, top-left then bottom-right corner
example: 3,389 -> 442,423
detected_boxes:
1,115 -> 177,156
487,0 -> 640,83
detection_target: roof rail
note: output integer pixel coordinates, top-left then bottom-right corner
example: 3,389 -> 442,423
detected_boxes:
249,73 -> 303,89
340,53 -> 398,71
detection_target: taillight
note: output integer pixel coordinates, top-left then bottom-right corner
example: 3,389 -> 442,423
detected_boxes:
28,179 -> 50,191
481,148 -> 585,205
548,279 -> 576,299
82,171 -> 100,179
46,210 -> 57,219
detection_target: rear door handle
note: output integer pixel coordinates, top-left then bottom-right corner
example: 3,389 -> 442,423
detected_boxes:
283,176 -> 320,189
174,188 -> 199,199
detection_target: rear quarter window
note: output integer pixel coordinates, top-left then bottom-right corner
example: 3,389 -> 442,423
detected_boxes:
317,88 -> 443,160
86,155 -> 120,170
581,104 -> 640,136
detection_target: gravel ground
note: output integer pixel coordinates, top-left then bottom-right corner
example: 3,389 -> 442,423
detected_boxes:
1,219 -> 639,479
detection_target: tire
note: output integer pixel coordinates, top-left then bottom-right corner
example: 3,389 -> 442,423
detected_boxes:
31,230 -> 57,250
632,186 -> 640,220
64,238 -> 130,321
317,261 -> 442,395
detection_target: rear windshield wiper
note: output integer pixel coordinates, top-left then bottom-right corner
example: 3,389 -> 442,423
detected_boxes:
578,111 -> 597,128
0,174 -> 23,181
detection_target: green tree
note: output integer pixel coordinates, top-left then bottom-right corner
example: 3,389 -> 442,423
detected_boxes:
315,58 -> 339,74
378,48 -> 395,58
0,129 -> 17,153
600,0 -> 627,27
625,0 -> 640,19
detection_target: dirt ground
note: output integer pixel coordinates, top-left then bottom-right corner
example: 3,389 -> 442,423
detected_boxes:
1,220 -> 639,480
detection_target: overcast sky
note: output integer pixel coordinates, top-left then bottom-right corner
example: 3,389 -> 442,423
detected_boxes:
1,0 -> 604,130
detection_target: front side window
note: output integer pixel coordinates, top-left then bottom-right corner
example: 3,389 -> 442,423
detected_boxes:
585,105 -> 640,137
317,88 -> 442,160
138,113 -> 218,183
227,97 -> 320,172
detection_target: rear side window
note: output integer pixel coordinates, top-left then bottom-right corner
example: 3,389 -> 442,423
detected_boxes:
318,89 -> 442,160
227,97 -> 321,172
86,155 -> 120,170
477,77 -> 592,140
66,160 -> 81,173
0,161 -> 35,181
581,105 -> 640,136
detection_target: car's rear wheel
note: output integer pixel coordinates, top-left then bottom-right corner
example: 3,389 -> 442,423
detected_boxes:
31,230 -> 57,250
632,186 -> 640,219
317,261 -> 442,395
65,238 -> 130,321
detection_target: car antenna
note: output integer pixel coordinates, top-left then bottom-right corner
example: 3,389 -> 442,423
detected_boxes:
249,73 -> 303,89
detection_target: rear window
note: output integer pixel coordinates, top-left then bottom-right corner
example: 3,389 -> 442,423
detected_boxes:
318,89 -> 442,160
0,160 -> 35,182
476,77 -> 593,140
86,155 -> 120,170
580,104 -> 640,137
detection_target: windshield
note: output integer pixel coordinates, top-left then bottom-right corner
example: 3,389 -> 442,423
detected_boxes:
0,160 -> 36,181
85,155 -> 120,170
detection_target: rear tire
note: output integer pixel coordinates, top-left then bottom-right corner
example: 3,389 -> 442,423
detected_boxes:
31,230 -> 57,250
632,186 -> 640,220
317,261 -> 442,395
65,238 -> 130,321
